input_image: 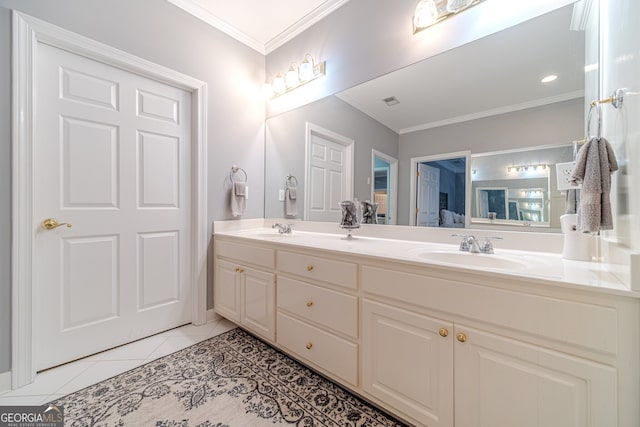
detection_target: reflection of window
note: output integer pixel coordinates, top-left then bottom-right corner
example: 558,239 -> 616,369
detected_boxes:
476,188 -> 507,219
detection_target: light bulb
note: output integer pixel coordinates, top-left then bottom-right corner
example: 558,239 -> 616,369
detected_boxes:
285,64 -> 299,89
272,73 -> 285,94
446,0 -> 475,13
299,56 -> 314,81
413,0 -> 438,29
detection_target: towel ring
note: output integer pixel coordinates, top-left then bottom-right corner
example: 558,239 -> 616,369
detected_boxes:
586,103 -> 602,140
229,165 -> 248,183
286,174 -> 298,188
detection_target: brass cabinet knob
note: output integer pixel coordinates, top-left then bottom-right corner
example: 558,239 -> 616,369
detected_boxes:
306,300 -> 314,308
439,328 -> 449,338
306,342 -> 313,350
235,267 -> 244,273
42,218 -> 72,230
307,265 -> 314,271
456,332 -> 467,343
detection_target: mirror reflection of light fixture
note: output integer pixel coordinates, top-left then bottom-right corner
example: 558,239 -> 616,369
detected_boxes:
413,0 -> 486,34
285,63 -> 299,88
272,73 -> 286,95
266,54 -> 326,99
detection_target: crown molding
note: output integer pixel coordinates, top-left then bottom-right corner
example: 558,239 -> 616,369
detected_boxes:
265,0 -> 350,54
167,0 -> 265,53
167,0 -> 350,55
399,90 -> 585,135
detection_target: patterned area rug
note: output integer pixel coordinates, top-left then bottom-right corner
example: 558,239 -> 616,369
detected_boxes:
52,328 -> 406,426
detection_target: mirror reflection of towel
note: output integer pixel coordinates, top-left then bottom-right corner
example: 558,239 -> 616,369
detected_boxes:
231,181 -> 246,217
285,187 -> 297,216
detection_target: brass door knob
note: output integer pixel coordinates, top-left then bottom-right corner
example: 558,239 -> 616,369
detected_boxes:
306,342 -> 313,350
42,218 -> 72,230
307,265 -> 314,271
306,300 -> 314,307
456,332 -> 467,343
439,328 -> 449,338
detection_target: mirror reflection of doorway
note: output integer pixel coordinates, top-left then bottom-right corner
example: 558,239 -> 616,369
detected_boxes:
410,153 -> 468,228
371,150 -> 398,225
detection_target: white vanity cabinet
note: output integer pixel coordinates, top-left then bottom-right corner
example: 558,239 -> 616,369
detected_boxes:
214,240 -> 276,342
213,233 -> 638,427
276,250 -> 359,386
361,263 -> 620,427
362,299 -> 454,426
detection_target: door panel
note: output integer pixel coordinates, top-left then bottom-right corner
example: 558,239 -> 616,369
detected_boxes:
35,43 -> 192,370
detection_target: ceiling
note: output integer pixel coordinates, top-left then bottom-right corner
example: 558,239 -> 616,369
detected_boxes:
336,4 -> 587,134
166,0 -> 350,54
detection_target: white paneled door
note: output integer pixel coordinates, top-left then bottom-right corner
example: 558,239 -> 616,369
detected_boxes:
305,124 -> 354,222
34,43 -> 192,370
416,163 -> 440,227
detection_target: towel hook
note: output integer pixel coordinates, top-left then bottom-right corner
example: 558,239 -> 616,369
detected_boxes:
229,165 -> 248,183
286,174 -> 298,188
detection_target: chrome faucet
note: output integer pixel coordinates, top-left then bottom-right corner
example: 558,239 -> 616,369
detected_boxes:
272,223 -> 292,234
466,235 -> 481,253
453,234 -> 503,254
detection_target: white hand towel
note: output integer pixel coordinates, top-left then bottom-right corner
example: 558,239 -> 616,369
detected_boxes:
285,187 -> 297,217
231,181 -> 246,217
570,137 -> 618,233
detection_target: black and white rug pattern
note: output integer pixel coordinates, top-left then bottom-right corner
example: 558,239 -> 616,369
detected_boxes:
52,328 -> 406,426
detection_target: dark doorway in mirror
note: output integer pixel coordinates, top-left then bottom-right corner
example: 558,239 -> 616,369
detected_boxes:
415,157 -> 467,228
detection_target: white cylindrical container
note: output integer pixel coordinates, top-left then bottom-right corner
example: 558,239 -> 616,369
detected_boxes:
560,214 -> 593,261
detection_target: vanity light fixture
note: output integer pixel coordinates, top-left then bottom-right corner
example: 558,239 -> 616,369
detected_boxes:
413,0 -> 485,34
266,54 -> 326,99
508,164 -> 548,173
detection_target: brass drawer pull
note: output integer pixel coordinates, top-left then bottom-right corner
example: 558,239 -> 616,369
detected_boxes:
439,328 -> 449,338
306,300 -> 314,308
307,265 -> 314,271
306,342 -> 313,350
456,332 -> 467,343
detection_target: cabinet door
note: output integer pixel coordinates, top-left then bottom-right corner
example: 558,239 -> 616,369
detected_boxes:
454,325 -> 617,427
362,299 -> 453,427
241,267 -> 275,341
213,258 -> 241,322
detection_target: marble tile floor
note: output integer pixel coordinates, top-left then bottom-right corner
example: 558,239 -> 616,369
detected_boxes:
0,317 -> 237,405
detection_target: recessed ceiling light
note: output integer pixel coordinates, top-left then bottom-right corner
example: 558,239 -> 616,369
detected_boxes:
541,75 -> 558,83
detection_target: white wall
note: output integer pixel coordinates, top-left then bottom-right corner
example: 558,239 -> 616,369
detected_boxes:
0,0 -> 265,375
600,0 -> 640,289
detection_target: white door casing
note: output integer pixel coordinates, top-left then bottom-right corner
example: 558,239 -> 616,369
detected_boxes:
12,12 -> 208,387
304,122 -> 354,222
34,43 -> 193,370
371,150 -> 398,225
417,163 -> 440,227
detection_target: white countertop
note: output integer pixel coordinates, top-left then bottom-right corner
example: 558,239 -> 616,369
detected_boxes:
214,223 -> 636,297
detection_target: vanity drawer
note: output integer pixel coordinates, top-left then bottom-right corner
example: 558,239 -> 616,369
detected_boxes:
277,276 -> 358,338
216,239 -> 275,269
277,312 -> 358,386
278,251 -> 357,289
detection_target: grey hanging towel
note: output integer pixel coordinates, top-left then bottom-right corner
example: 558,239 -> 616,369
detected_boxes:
285,187 -> 297,217
570,137 -> 618,233
565,189 -> 578,214
231,181 -> 247,217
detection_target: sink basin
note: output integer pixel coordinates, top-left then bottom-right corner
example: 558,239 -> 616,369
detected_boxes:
415,250 -> 531,270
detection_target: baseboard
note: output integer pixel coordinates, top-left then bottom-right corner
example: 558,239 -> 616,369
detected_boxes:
207,309 -> 222,322
0,371 -> 11,392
